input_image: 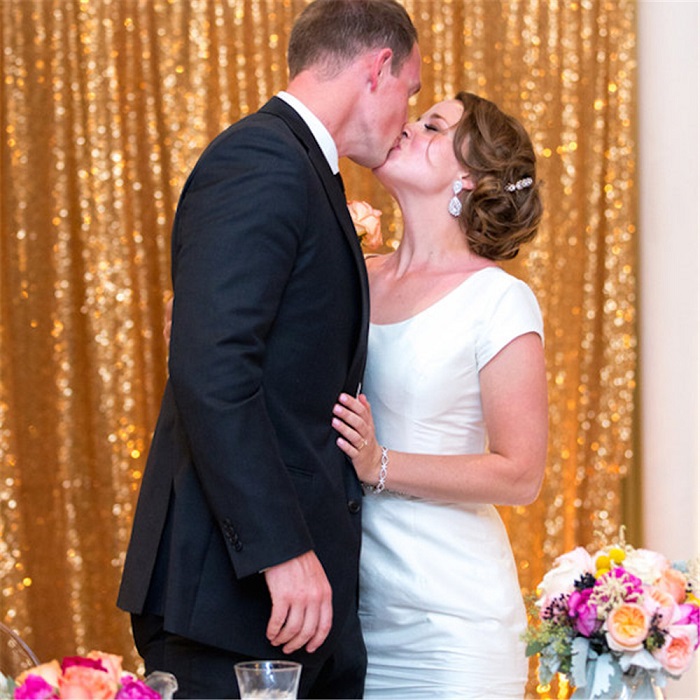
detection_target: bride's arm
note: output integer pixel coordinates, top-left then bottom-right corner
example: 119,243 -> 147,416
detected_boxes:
332,331 -> 548,506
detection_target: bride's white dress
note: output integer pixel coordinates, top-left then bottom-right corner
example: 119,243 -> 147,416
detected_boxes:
359,266 -> 543,699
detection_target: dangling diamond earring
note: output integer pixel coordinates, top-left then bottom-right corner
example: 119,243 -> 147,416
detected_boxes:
448,180 -> 463,217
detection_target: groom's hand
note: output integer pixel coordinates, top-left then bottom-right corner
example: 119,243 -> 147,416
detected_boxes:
264,550 -> 333,654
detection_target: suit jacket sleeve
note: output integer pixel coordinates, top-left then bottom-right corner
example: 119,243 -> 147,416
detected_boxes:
167,120 -> 322,578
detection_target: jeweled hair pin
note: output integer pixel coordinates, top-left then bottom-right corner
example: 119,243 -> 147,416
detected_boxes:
505,176 -> 533,193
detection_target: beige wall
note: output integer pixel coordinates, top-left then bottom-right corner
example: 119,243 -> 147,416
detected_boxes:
638,1 -> 699,697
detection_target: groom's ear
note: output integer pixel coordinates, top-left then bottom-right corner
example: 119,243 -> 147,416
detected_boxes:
368,48 -> 393,90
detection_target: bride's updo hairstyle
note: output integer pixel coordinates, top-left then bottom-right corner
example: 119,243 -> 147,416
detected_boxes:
452,92 -> 543,261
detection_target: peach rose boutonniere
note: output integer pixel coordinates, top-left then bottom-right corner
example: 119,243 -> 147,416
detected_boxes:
3,651 -> 177,699
347,200 -> 383,252
524,528 -> 700,699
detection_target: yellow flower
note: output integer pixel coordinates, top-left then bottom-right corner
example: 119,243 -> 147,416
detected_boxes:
596,554 -> 610,569
608,546 -> 626,564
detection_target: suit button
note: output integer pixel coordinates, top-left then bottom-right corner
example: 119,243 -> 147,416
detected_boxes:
347,499 -> 361,514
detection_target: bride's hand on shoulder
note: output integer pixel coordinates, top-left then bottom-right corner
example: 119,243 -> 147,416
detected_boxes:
332,393 -> 382,485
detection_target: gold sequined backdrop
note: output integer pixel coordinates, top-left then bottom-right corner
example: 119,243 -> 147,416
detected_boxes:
0,0 -> 636,690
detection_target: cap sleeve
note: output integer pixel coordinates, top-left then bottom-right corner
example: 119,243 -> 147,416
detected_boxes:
476,275 -> 544,371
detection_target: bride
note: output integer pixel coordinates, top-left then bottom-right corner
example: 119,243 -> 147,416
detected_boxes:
331,91 -> 548,698
162,91 -> 546,698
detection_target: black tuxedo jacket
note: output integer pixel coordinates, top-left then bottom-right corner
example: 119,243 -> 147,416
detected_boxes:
117,97 -> 369,662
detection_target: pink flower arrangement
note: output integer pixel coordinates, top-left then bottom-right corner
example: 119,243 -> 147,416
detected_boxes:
5,651 -> 174,699
347,200 -> 383,251
525,531 -> 700,698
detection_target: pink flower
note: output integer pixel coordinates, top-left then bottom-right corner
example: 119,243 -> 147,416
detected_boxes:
61,656 -> 105,673
13,650 -> 160,699
658,567 -> 688,604
676,603 -> 700,649
347,200 -> 383,251
653,625 -> 698,675
592,567 -> 644,614
645,586 -> 678,628
13,675 -> 57,699
568,588 -> 599,636
115,678 -> 161,699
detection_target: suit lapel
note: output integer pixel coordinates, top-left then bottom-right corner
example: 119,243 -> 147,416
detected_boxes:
260,99 -> 362,256
260,97 -> 370,391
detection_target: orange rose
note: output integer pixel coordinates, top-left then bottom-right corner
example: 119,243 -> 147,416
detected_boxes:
87,650 -> 124,684
658,567 -> 688,604
605,603 -> 650,651
653,626 -> 697,675
59,665 -> 117,699
347,200 -> 383,251
16,659 -> 62,687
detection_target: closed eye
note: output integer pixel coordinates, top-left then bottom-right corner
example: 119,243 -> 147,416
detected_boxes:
418,110 -> 451,132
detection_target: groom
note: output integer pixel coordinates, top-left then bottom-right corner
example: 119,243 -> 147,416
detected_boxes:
117,1 -> 421,697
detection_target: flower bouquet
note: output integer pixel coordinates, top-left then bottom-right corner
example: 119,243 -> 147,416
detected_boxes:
0,650 -> 177,699
347,200 -> 383,251
525,531 -> 700,699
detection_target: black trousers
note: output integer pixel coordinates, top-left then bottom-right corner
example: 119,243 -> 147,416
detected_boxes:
132,612 -> 366,699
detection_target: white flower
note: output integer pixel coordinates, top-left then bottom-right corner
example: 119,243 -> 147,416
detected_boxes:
622,548 -> 670,585
536,546 -> 595,605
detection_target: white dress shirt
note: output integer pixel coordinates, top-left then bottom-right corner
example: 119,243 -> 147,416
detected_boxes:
277,90 -> 339,175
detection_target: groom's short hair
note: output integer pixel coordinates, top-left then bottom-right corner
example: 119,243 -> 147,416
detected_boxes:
287,0 -> 418,80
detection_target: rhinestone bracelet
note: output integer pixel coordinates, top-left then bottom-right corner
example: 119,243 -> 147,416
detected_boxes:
373,446 -> 389,493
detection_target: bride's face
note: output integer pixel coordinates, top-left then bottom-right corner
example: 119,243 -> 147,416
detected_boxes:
373,99 -> 465,194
